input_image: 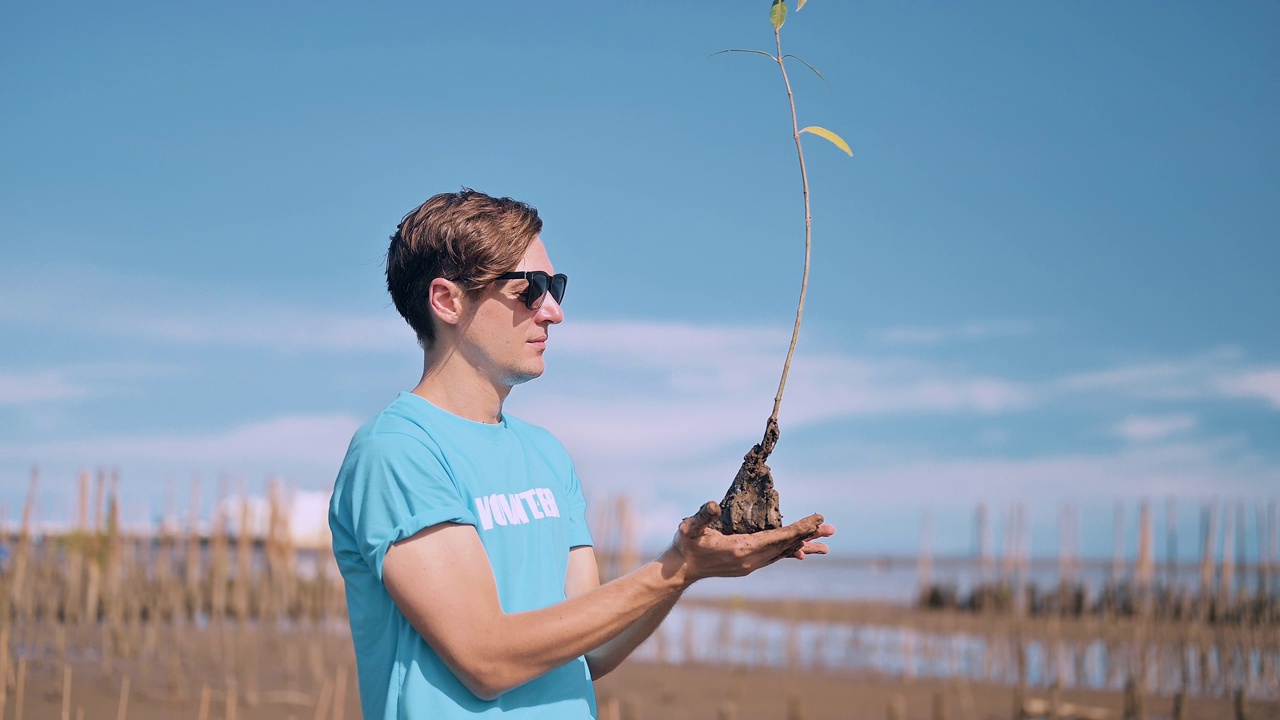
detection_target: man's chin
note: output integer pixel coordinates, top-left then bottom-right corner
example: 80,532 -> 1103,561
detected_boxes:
502,366 -> 544,387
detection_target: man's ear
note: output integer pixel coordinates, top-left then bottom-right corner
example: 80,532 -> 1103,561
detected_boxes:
427,278 -> 466,327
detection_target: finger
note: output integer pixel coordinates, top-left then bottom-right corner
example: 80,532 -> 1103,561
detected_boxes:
679,501 -> 721,539
791,520 -> 835,544
787,513 -> 826,538
753,513 -> 824,549
798,541 -> 829,555
785,541 -> 829,561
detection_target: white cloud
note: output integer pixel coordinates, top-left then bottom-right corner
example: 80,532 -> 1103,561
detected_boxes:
873,320 -> 1030,346
139,310 -> 410,352
789,440 -> 1276,507
0,265 -> 412,353
515,321 -> 1034,462
1216,369 -> 1280,409
1053,351 -> 1280,415
0,413 -> 360,471
0,371 -> 87,405
560,434 -> 1280,553
1113,414 -> 1198,442
1053,347 -> 1242,400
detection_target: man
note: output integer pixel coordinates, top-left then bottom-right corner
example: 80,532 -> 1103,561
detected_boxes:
329,189 -> 834,718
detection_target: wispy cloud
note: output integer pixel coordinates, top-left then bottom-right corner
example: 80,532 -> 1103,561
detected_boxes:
1113,414 -> 1197,442
0,371 -> 88,405
1055,349 -> 1280,413
515,321 -> 1034,462
0,414 -> 360,471
872,320 -> 1031,346
1216,369 -> 1280,409
0,265 -> 410,353
1054,347 -> 1242,400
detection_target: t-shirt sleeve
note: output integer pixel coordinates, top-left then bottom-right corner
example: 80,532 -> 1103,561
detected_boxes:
333,431 -> 478,581
564,464 -> 593,549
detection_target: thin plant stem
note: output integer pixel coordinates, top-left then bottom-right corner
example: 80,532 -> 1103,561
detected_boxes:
766,24 -> 812,436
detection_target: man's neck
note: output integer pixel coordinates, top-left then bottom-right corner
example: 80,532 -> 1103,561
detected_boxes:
412,352 -> 510,425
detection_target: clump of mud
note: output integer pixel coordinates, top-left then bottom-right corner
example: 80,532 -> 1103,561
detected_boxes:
716,417 -> 783,534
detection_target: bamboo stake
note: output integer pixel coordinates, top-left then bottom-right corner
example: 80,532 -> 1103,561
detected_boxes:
332,664 -> 348,720
116,675 -> 131,720
234,481 -> 251,621
62,662 -> 72,720
1058,503 -> 1069,588
12,468 -> 39,621
1223,503 -> 1237,606
15,657 -> 26,720
786,694 -> 805,720
887,694 -> 905,720
1235,503 -> 1247,596
977,503 -> 992,586
1112,501 -> 1126,585
312,677 -> 333,720
186,476 -> 202,622
1269,499 -> 1278,597
1016,503 -> 1029,617
1257,502 -> 1268,599
1199,501 -> 1217,616
1137,501 -> 1153,615
919,508 -> 934,598
225,679 -> 238,720
197,683 -> 212,720
0,623 -> 8,720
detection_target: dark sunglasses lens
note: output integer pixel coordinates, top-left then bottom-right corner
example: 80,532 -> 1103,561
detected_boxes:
549,274 -> 566,305
527,273 -> 550,309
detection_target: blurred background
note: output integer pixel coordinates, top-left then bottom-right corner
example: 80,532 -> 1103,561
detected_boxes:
2,1 -> 1277,718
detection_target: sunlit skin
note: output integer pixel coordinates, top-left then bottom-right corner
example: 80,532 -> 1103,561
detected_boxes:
412,237 -> 563,424
384,236 -> 836,700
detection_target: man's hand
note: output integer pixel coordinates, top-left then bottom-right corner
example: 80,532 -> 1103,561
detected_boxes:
661,501 -> 835,586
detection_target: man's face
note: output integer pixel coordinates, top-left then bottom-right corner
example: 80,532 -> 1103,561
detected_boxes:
457,236 -> 564,387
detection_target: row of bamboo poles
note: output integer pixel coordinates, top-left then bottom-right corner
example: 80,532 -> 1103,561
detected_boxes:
1,468 -> 353,720
4,468 -> 1276,719
918,499 -> 1280,621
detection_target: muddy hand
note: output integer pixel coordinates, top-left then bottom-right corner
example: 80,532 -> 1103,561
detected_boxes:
670,502 -> 831,584
782,515 -> 836,561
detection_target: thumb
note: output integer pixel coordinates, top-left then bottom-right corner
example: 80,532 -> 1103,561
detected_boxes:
680,501 -> 721,539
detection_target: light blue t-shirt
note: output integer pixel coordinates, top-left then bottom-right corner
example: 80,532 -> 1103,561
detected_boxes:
329,392 -> 596,719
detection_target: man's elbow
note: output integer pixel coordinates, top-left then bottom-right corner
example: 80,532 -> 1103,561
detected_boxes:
452,657 -> 525,702
586,653 -> 620,681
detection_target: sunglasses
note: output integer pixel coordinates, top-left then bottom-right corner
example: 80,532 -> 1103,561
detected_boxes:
496,271 -> 568,310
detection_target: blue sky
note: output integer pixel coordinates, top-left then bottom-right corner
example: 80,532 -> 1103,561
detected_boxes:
2,1 -> 1277,559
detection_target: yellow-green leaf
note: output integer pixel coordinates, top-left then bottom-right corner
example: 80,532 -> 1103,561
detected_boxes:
797,0 -> 807,10
800,125 -> 853,156
770,0 -> 787,30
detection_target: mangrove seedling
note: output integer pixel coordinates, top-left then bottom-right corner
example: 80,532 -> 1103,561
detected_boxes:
715,0 -> 852,535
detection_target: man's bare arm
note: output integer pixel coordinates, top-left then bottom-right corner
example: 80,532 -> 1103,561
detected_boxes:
567,503 -> 834,679
564,546 -> 682,680
382,501 -> 832,700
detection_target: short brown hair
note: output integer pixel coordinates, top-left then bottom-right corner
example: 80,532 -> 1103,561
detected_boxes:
386,188 -> 542,347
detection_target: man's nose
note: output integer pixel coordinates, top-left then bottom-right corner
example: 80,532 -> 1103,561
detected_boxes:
538,294 -> 564,324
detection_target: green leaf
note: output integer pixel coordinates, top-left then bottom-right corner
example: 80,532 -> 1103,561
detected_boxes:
770,0 -> 787,30
712,48 -> 778,62
783,54 -> 824,82
797,0 -> 807,9
800,126 -> 853,156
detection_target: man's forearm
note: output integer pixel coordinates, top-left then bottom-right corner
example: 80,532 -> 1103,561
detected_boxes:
395,546 -> 689,700
385,505 -> 831,701
584,589 -> 682,679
